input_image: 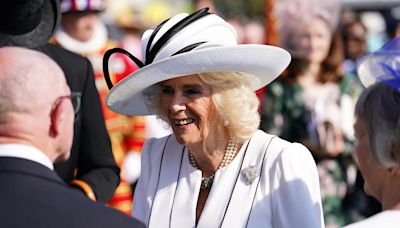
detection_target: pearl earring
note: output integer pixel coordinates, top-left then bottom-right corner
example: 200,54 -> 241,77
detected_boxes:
223,120 -> 229,126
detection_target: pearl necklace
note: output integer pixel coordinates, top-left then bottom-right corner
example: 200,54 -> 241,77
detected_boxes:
189,139 -> 238,190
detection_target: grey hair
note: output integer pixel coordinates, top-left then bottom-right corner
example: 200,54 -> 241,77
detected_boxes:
355,82 -> 400,168
145,72 -> 260,142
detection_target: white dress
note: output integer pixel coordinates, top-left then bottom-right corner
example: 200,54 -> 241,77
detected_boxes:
132,130 -> 324,228
343,210 -> 400,228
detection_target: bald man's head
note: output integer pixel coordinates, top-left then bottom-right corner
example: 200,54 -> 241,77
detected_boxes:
0,47 -> 68,116
0,46 -> 74,162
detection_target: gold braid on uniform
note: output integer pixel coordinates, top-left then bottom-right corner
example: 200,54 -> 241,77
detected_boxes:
70,179 -> 97,201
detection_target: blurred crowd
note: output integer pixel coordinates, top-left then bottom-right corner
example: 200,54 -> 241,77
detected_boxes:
44,0 -> 400,227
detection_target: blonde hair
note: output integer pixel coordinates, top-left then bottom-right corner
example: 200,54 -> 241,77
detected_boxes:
146,71 -> 260,142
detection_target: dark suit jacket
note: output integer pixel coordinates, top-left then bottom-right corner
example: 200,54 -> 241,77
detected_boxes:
0,157 -> 145,228
37,43 -> 119,203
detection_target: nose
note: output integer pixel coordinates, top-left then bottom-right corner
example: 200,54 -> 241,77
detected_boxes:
310,36 -> 318,49
170,93 -> 186,113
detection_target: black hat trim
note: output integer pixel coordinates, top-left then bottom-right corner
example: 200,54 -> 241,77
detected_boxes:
145,8 -> 210,65
103,8 -> 211,90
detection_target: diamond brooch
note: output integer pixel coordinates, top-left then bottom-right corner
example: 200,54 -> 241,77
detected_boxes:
241,165 -> 258,185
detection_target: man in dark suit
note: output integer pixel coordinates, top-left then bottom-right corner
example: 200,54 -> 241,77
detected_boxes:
0,46 -> 145,228
0,0 -> 119,202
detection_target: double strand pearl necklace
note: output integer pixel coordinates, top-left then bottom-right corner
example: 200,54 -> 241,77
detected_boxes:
189,139 -> 238,190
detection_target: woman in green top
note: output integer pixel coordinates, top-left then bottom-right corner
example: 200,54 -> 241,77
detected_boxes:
260,1 -> 363,227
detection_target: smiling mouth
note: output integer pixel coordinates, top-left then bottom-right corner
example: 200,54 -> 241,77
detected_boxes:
174,119 -> 195,126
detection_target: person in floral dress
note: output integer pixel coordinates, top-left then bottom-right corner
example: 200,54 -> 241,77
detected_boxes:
260,0 -> 360,227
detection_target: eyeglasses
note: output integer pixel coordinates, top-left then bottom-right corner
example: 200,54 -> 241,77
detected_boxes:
55,92 -> 82,115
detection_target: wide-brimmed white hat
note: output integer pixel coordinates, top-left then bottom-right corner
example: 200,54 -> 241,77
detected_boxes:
104,8 -> 291,116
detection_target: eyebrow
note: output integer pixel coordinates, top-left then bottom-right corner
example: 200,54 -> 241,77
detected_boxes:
160,83 -> 204,89
183,84 -> 203,89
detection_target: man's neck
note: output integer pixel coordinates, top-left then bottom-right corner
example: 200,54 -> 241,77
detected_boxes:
0,119 -> 53,162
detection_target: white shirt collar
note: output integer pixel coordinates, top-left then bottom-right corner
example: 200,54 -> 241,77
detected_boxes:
0,144 -> 54,170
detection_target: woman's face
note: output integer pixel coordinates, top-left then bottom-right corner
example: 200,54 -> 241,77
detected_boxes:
344,23 -> 366,60
160,75 -> 218,146
295,18 -> 332,64
353,117 -> 385,200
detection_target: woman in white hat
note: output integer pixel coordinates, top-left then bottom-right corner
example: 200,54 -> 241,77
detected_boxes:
104,8 -> 323,228
344,37 -> 400,228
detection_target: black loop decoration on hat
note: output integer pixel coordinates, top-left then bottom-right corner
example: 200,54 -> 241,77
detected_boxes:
144,7 -> 210,65
102,8 -> 210,90
102,42 -> 207,90
103,48 -> 144,90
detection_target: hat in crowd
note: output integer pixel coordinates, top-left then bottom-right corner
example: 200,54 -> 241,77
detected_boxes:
104,8 -> 291,116
60,0 -> 105,14
357,36 -> 400,90
0,0 -> 60,48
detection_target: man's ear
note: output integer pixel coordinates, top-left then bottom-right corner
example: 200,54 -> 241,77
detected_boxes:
49,100 -> 65,137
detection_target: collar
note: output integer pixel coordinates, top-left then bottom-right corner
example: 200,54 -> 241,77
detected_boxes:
0,144 -> 54,170
55,20 -> 108,54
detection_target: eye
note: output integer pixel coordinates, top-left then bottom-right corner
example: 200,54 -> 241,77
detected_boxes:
317,33 -> 326,39
161,86 -> 174,95
183,88 -> 202,97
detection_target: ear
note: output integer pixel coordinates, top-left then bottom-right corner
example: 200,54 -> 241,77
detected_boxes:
389,141 -> 400,176
49,100 -> 66,138
388,165 -> 400,176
